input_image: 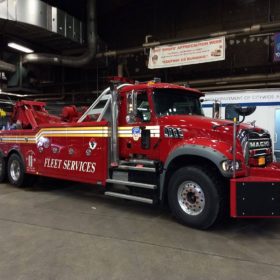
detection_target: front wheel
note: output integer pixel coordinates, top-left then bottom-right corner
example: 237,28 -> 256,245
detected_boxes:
168,166 -> 225,229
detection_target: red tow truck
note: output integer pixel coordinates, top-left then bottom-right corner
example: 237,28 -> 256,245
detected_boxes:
0,79 -> 280,229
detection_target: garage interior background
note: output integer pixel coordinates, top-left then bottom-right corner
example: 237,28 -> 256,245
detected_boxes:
1,0 -> 280,109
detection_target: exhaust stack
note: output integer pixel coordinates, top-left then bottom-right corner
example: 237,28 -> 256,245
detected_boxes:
110,84 -> 119,166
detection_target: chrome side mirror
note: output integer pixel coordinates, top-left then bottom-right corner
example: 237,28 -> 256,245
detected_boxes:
234,105 -> 256,123
126,90 -> 137,123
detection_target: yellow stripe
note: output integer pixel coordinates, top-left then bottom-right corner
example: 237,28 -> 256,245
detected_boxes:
118,127 -> 133,130
38,127 -> 107,131
41,133 -> 108,137
118,126 -> 160,130
1,140 -> 36,144
0,135 -> 35,139
0,125 -> 160,143
118,135 -> 160,138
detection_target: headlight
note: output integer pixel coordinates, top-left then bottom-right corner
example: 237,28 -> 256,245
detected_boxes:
221,160 -> 241,172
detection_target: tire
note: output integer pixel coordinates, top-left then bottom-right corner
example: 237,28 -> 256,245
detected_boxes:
168,165 -> 225,230
0,156 -> 6,182
7,153 -> 28,187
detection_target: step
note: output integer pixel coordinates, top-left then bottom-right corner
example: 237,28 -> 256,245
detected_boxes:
116,165 -> 156,173
119,159 -> 156,166
112,170 -> 128,181
104,191 -> 154,204
106,179 -> 157,190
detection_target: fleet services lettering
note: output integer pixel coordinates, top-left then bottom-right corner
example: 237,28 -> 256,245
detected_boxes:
44,158 -> 96,173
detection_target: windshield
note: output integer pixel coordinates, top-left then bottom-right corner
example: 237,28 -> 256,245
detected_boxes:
153,89 -> 203,117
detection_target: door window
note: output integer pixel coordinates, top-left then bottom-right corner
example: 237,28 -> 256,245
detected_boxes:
136,92 -> 151,122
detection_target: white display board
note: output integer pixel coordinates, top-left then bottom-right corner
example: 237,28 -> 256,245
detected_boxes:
148,37 -> 225,69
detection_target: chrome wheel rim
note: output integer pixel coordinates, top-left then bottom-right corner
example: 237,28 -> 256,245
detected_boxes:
177,181 -> 205,216
10,160 -> 20,182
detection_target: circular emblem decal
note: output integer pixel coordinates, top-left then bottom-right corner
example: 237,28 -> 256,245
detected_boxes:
132,127 -> 141,141
86,148 -> 92,156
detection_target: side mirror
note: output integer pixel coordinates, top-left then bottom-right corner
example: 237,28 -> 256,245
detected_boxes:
126,90 -> 137,123
234,105 -> 256,122
234,106 -> 256,116
212,100 -> 221,119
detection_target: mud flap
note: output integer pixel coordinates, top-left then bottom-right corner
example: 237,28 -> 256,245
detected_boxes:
230,179 -> 280,217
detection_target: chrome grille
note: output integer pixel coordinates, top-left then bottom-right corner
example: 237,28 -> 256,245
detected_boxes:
237,129 -> 272,165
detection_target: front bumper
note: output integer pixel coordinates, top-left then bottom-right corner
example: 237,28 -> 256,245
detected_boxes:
230,163 -> 280,218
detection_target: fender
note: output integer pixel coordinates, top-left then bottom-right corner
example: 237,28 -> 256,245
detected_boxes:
159,144 -> 232,200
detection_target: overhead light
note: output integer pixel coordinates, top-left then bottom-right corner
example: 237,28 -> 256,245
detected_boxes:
8,42 -> 34,54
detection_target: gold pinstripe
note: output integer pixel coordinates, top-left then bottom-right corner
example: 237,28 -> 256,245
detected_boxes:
0,125 -> 160,143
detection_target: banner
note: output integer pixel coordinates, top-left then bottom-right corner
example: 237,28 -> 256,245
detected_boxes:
274,33 -> 280,62
203,89 -> 280,107
148,37 -> 225,69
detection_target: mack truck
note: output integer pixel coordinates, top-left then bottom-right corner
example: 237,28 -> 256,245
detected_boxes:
0,79 -> 280,229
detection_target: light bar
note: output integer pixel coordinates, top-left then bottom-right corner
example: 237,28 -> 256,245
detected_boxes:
8,42 -> 34,54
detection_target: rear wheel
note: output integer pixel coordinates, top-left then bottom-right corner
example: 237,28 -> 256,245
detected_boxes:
168,165 -> 225,229
7,154 -> 31,187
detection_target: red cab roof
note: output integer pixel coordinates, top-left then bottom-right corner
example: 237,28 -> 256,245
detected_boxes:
120,82 -> 204,97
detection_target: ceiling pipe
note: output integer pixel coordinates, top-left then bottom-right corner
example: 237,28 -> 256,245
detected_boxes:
96,47 -> 143,58
34,96 -> 65,102
0,90 -> 99,98
174,72 -> 280,91
199,82 -> 280,92
183,72 -> 280,88
0,99 -> 15,105
0,60 -> 16,72
156,22 -> 279,47
22,0 -> 96,67
0,91 -> 60,98
96,22 -> 280,58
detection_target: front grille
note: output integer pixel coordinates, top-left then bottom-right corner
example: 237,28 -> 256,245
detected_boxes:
237,129 -> 272,166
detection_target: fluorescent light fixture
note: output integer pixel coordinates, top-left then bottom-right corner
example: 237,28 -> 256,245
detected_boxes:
8,42 -> 34,53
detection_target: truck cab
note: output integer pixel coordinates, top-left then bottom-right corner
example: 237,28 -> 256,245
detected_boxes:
118,83 -> 204,162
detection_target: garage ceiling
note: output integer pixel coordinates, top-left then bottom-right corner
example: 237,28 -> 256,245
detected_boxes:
1,0 -> 280,95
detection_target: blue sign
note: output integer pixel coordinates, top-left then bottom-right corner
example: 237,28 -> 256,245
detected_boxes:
274,33 -> 280,62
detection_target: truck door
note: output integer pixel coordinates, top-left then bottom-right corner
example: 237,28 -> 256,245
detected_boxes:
119,90 -> 160,160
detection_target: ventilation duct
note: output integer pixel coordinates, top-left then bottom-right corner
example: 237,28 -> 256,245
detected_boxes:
22,0 -> 96,67
0,0 -> 83,44
0,60 -> 16,72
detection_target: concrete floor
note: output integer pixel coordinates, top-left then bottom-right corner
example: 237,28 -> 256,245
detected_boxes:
0,179 -> 280,280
